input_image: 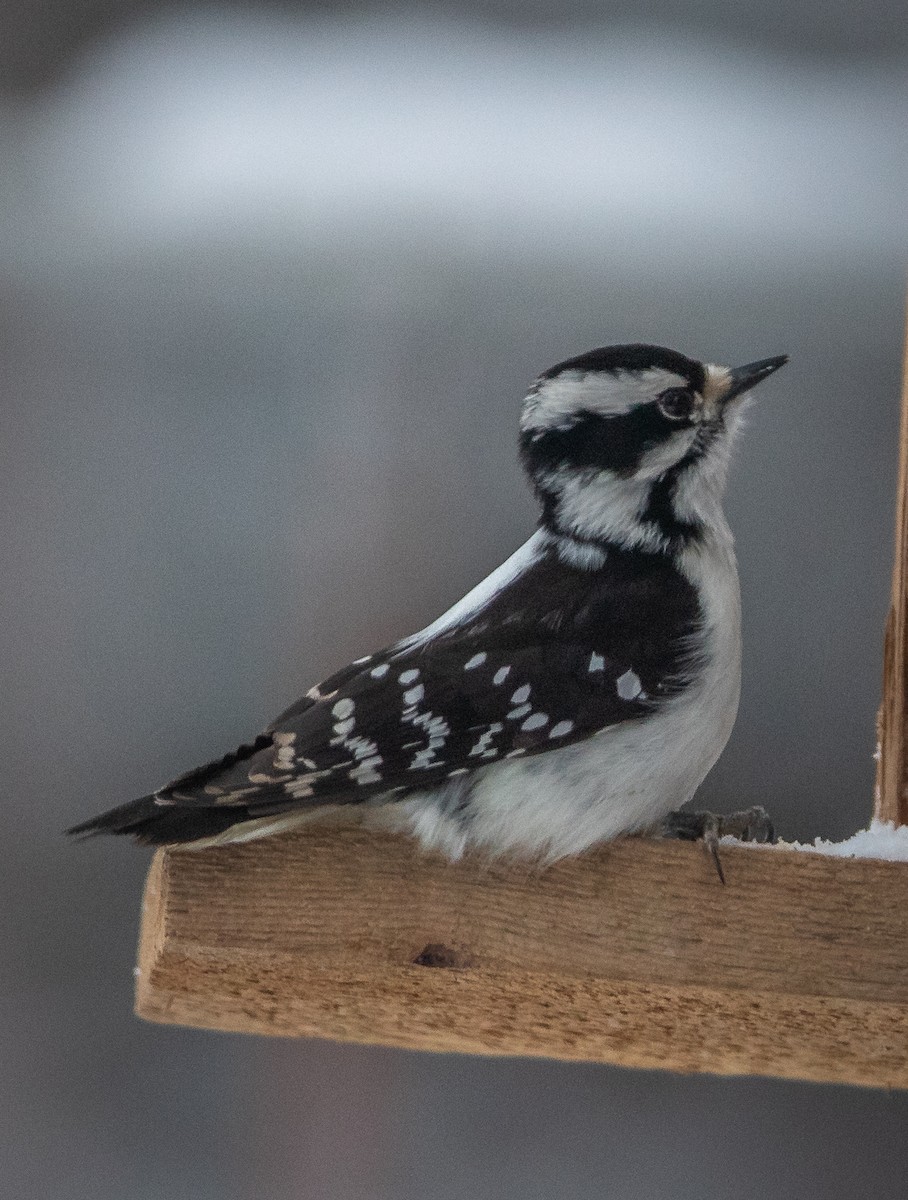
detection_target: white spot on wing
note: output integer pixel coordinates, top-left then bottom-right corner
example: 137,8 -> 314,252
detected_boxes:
511,684 -> 531,704
549,720 -> 575,739
468,724 -> 502,757
349,760 -> 383,785
493,666 -> 511,685
589,653 -> 605,673
616,669 -> 643,700
398,668 -> 420,684
409,747 -> 441,770
464,652 -> 487,671
347,736 -> 379,760
272,729 -> 298,771
403,683 -> 425,706
507,704 -> 532,720
521,713 -> 549,731
332,698 -> 355,719
370,663 -> 390,679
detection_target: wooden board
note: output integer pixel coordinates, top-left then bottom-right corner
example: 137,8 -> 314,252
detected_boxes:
137,825 -> 908,1087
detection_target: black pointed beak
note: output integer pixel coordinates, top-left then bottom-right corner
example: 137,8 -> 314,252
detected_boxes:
723,355 -> 788,403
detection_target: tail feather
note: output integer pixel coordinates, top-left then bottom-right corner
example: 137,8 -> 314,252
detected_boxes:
66,794 -> 257,847
67,732 -> 282,847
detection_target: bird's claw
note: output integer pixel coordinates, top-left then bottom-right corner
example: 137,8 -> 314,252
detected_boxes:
660,805 -> 776,884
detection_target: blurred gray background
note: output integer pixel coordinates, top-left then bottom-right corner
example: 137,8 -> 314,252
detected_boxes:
3,2 -> 908,1197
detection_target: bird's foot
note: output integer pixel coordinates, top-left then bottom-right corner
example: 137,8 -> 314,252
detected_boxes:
660,805 -> 775,884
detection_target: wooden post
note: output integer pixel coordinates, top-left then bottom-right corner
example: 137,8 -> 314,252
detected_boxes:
876,304 -> 908,826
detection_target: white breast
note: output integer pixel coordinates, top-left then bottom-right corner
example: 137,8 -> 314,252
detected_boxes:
387,528 -> 742,861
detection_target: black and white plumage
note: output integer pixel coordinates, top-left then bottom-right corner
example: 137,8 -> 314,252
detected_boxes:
70,343 -> 787,860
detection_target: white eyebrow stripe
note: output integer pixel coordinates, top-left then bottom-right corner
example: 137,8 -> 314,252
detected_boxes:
522,367 -> 689,429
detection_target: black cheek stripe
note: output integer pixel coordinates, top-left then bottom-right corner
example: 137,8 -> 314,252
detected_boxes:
521,405 -> 681,476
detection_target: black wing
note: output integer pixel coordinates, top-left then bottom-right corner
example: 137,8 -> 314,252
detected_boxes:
161,536 -> 699,802
71,535 -> 701,842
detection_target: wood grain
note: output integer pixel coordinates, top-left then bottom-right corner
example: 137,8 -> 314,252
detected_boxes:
136,825 -> 908,1087
876,303 -> 908,826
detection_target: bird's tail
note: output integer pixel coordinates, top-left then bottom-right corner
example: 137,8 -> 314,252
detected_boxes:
66,794 -> 259,847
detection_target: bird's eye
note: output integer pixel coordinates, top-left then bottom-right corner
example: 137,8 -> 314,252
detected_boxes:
657,388 -> 695,421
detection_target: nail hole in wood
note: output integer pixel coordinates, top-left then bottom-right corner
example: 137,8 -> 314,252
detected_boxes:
412,942 -> 472,969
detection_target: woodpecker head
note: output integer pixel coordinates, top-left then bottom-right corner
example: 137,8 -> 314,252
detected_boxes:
520,343 -> 787,555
